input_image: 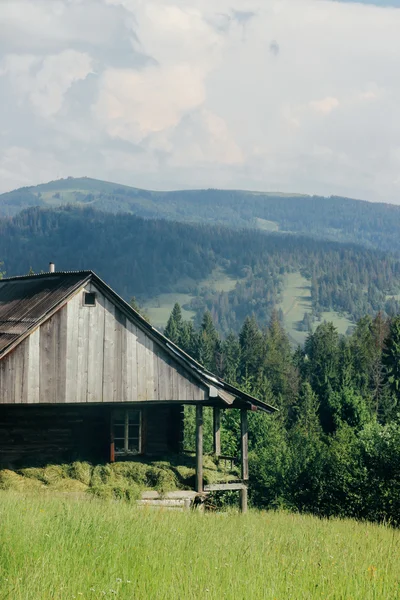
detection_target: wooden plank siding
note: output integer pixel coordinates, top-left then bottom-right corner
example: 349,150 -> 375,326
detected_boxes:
0,284 -> 208,405
0,404 -> 184,468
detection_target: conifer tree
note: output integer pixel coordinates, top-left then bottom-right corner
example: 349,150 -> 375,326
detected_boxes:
180,320 -> 198,358
221,332 -> 241,384
164,303 -> 183,345
264,310 -> 298,417
197,311 -> 220,372
239,315 -> 263,381
304,322 -> 340,432
382,315 -> 400,417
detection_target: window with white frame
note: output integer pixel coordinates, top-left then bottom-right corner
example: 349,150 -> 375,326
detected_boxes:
113,409 -> 142,456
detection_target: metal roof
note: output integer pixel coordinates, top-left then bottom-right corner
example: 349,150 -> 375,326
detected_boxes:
0,271 -> 277,413
0,272 -> 91,354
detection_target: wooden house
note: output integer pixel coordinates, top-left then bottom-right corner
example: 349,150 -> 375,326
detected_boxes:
0,269 -> 276,508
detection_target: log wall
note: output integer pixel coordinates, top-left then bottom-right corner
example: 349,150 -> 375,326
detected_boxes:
0,404 -> 184,468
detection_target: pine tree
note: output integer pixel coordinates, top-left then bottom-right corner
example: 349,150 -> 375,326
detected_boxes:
129,296 -> 150,323
382,315 -> 400,415
370,312 -> 390,418
294,382 -> 321,435
197,311 -> 220,372
304,322 -> 340,432
221,333 -> 241,384
164,303 -> 183,345
239,315 -> 263,381
180,320 -> 198,358
264,310 -> 298,417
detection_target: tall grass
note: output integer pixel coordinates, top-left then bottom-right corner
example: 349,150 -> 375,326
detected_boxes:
1,492 -> 399,599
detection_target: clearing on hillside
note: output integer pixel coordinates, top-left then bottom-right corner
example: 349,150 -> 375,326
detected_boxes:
143,268 -> 240,328
278,272 -> 353,345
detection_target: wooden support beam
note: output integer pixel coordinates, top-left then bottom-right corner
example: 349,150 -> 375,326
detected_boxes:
213,406 -> 221,457
110,411 -> 115,463
204,482 -> 247,491
241,409 -> 249,481
195,405 -> 204,493
239,487 -> 248,513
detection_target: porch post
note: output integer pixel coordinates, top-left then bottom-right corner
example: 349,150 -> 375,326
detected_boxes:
110,410 -> 115,463
240,408 -> 249,481
213,406 -> 221,457
239,487 -> 248,513
240,409 -> 249,513
195,404 -> 204,492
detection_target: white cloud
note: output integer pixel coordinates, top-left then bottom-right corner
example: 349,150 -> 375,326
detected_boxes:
1,50 -> 93,117
310,97 -> 340,115
94,64 -> 206,142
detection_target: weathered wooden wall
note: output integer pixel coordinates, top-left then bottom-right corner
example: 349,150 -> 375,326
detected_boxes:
0,284 -> 207,405
144,405 -> 183,455
0,405 -> 110,468
0,404 -> 184,468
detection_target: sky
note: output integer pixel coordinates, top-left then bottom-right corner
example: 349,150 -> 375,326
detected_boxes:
1,0 -> 400,202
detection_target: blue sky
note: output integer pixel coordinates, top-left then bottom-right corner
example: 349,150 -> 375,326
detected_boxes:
335,0 -> 400,5
1,0 -> 400,203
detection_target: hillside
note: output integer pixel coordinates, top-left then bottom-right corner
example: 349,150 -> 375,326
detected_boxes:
2,177 -> 400,253
1,206 -> 400,336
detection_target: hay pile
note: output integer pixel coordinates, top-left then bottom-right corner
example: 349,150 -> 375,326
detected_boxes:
0,455 -> 238,501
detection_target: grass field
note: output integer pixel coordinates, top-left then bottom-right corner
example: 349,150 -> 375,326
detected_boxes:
255,217 -> 280,232
1,492 -> 399,600
143,293 -> 196,328
198,267 -> 239,293
278,272 -> 313,346
143,268 -> 240,328
278,273 -> 353,345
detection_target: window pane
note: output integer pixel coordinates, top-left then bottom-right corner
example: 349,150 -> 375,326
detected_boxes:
114,425 -> 125,438
128,410 -> 140,425
115,440 -> 125,453
113,410 -> 125,421
128,439 -> 140,453
129,425 -> 139,437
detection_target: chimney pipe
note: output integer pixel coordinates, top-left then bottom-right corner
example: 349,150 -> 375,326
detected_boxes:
49,262 -> 55,273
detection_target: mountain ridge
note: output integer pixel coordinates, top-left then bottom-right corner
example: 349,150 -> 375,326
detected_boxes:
1,177 -> 399,254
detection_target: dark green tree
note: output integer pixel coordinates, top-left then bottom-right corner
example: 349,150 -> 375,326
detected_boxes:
221,332 -> 241,384
239,315 -> 263,381
179,320 -> 198,358
197,311 -> 220,372
382,315 -> 400,416
129,296 -> 150,322
264,310 -> 298,418
164,303 -> 183,345
304,322 -> 340,432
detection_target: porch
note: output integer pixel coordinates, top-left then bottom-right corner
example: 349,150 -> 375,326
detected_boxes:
0,401 -> 250,510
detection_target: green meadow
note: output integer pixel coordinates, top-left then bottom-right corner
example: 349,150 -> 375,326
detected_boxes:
143,292 -> 196,328
144,270 -> 354,341
278,272 -> 353,345
143,268 -> 240,328
1,492 -> 399,600
255,217 -> 280,232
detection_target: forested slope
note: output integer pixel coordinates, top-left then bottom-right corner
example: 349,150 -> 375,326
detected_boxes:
2,177 -> 400,252
166,303 -> 400,525
1,206 -> 400,334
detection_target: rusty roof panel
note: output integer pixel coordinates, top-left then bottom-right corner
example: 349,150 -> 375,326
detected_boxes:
0,272 -> 90,354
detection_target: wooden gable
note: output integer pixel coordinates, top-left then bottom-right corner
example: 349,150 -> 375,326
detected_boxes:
0,281 -> 207,405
